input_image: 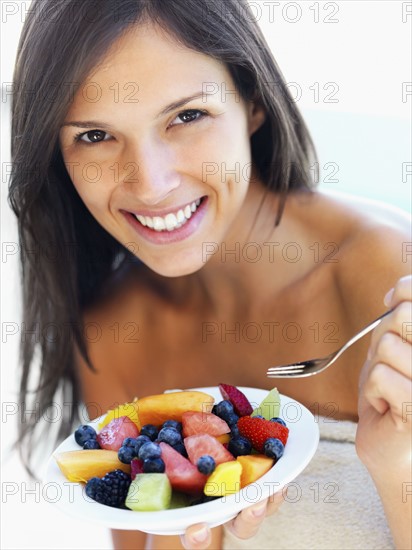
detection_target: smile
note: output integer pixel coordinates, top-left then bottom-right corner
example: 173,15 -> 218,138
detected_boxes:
132,198 -> 202,232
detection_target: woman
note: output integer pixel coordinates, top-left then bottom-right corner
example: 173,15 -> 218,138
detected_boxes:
9,0 -> 411,549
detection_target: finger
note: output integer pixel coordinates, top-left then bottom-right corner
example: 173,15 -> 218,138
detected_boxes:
180,523 -> 211,550
266,490 -> 284,516
369,301 -> 412,354
364,362 -> 411,427
384,275 -> 412,307
371,332 -> 412,379
226,499 -> 268,539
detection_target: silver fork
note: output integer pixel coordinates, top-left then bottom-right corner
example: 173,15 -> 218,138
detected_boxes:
266,309 -> 393,378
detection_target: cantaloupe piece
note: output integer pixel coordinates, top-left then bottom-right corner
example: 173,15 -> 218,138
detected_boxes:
237,454 -> 274,488
55,450 -> 130,482
136,391 -> 214,426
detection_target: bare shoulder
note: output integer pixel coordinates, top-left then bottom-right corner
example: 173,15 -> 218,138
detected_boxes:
310,189 -> 411,324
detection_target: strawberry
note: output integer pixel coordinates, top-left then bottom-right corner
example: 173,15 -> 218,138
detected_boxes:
219,383 -> 253,417
237,416 -> 289,453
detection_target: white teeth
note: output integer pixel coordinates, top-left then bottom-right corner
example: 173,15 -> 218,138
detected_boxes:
153,217 -> 166,231
165,213 -> 178,231
184,205 -> 192,219
176,209 -> 185,223
133,198 -> 203,232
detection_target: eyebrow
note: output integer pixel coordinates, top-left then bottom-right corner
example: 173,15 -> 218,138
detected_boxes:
61,91 -> 213,129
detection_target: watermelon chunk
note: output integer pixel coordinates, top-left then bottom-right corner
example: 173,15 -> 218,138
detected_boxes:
184,434 -> 234,466
96,416 -> 139,451
182,411 -> 230,438
159,442 -> 207,495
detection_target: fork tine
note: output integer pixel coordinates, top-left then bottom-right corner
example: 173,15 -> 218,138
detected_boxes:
266,367 -> 306,377
266,364 -> 305,372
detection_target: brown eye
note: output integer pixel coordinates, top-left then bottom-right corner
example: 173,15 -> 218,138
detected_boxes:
171,109 -> 207,126
75,129 -> 112,144
83,130 -> 107,143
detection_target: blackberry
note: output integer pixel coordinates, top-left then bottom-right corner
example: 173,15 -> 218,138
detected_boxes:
140,424 -> 159,441
157,427 -> 182,446
143,457 -> 165,473
83,439 -> 100,450
162,420 -> 182,432
269,417 -> 287,427
74,425 -> 97,447
85,469 -> 131,508
228,436 -> 252,457
263,438 -> 285,460
197,455 -> 216,475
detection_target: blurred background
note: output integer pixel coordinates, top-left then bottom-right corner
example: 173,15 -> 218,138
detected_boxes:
1,1 -> 411,548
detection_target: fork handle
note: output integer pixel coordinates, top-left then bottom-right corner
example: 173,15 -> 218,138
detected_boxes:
338,308 -> 394,355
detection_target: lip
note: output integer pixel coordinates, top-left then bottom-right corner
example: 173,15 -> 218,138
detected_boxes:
122,197 -> 208,245
128,197 -> 204,219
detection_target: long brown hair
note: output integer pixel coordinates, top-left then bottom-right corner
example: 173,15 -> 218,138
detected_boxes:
9,0 -> 316,473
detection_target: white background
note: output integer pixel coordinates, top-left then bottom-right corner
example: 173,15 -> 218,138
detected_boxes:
1,1 -> 411,549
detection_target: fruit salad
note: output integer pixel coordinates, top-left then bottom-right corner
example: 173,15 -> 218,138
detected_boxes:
54,384 -> 289,511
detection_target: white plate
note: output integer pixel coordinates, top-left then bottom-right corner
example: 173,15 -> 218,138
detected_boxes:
44,387 -> 319,535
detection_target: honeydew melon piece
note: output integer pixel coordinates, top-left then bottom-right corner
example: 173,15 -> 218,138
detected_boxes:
251,387 -> 280,420
125,473 -> 172,511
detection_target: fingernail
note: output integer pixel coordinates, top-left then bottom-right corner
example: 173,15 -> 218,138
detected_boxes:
192,526 -> 209,544
384,288 -> 394,307
252,502 -> 267,517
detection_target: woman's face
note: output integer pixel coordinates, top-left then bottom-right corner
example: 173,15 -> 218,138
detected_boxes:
59,23 -> 265,277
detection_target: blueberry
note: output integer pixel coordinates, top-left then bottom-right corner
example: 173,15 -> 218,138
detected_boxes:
118,445 -> 136,464
140,424 -> 159,441
172,442 -> 188,457
143,457 -> 165,473
263,438 -> 285,460
225,412 -> 240,427
162,420 -> 182,432
83,439 -> 100,450
230,424 -> 240,439
122,437 -> 138,448
253,414 -> 264,419
134,435 -> 151,453
270,417 -> 287,427
157,427 -> 182,446
197,455 -> 216,475
138,441 -> 162,460
212,400 -> 234,422
74,425 -> 97,447
228,436 -> 252,457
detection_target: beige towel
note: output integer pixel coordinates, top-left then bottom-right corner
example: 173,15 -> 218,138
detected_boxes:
223,417 -> 394,550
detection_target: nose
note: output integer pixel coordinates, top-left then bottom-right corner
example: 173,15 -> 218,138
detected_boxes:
121,137 -> 180,205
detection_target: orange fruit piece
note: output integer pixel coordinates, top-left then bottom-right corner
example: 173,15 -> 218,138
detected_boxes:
55,450 -> 131,482
136,391 -> 214,427
237,454 -> 274,488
